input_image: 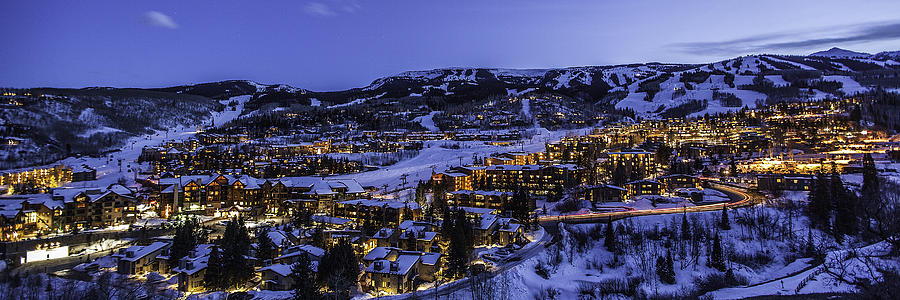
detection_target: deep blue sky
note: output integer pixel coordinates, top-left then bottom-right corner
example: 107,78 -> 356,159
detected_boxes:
2,0 -> 900,91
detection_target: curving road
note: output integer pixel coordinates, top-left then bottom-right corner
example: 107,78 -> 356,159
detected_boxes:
539,181 -> 755,226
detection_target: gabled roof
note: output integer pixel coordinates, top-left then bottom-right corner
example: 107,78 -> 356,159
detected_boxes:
625,179 -> 663,186
363,247 -> 400,261
118,242 -> 169,262
366,254 -> 419,275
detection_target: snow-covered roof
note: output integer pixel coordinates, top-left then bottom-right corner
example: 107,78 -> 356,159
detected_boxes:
310,215 -> 352,225
258,263 -> 296,277
447,190 -> 512,197
625,179 -> 663,186
400,230 -> 437,241
327,179 -> 366,194
266,230 -> 293,247
476,213 -> 498,231
498,218 -> 522,233
419,252 -> 441,266
1,193 -> 63,210
70,164 -> 95,173
363,247 -> 400,261
118,242 -> 169,262
0,199 -> 23,218
338,199 -> 420,210
278,244 -> 326,261
451,206 -> 497,215
307,180 -> 336,195
373,228 -> 395,239
107,184 -> 134,196
366,255 -> 419,275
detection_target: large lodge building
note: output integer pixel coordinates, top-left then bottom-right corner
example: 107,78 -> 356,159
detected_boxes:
156,174 -> 368,218
0,184 -> 138,240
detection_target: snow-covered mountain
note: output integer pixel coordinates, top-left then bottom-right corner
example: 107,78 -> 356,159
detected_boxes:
4,48 -> 899,169
809,47 -> 871,58
873,50 -> 900,61
0,88 -> 224,169
143,48 -> 899,120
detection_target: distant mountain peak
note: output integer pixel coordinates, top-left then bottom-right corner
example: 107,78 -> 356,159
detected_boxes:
809,47 -> 871,58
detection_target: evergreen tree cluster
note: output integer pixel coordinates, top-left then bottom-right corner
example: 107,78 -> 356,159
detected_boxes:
290,252 -> 321,300
503,189 -> 533,229
806,171 -> 858,241
442,208 -> 475,279
317,240 -> 359,298
203,217 -> 254,291
656,251 -> 676,284
256,227 -> 278,262
171,218 -> 204,263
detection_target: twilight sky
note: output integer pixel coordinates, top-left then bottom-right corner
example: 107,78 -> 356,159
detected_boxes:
2,0 -> 900,91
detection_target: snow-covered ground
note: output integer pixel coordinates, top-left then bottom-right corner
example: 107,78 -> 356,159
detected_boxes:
439,190 -> 895,299
327,92 -> 387,109
823,75 -> 870,95
412,111 -> 441,131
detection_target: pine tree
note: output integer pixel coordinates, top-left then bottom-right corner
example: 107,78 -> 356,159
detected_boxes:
512,190 -> 533,229
807,173 -> 832,231
859,153 -> 880,223
681,213 -> 691,240
291,253 -> 321,300
256,227 -> 277,263
203,244 -> 224,290
220,217 -> 254,289
171,218 -> 200,263
665,252 -> 676,284
720,206 -> 731,230
709,234 -> 726,272
446,208 -> 474,279
318,240 -> 359,299
861,153 -> 879,198
831,173 -> 857,240
656,256 -> 668,283
656,251 -> 676,284
604,218 -> 617,253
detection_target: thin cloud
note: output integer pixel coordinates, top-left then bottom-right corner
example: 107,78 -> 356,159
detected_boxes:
303,0 -> 361,17
144,11 -> 178,29
673,21 -> 900,55
304,2 -> 335,16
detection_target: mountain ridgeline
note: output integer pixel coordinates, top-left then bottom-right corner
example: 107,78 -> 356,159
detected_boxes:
2,48 -> 899,169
